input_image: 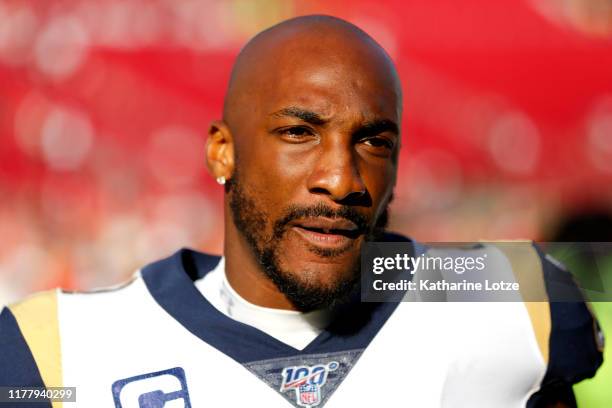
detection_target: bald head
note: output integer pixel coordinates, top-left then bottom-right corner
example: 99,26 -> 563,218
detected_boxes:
223,15 -> 402,127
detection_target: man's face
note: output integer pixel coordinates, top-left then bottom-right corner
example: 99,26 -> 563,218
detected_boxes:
227,40 -> 401,311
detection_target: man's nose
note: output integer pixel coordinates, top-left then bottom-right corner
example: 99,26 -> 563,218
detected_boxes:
306,138 -> 367,203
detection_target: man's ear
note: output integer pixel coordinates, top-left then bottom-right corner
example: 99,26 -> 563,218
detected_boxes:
206,120 -> 235,183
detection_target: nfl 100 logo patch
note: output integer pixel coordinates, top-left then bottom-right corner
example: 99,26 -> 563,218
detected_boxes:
244,350 -> 362,408
280,361 -> 339,408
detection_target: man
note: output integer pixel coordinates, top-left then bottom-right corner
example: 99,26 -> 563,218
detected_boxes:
0,15 -> 603,407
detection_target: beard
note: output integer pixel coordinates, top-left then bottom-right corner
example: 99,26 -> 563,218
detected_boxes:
227,170 -> 389,312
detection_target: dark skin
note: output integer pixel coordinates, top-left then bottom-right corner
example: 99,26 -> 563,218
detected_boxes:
205,16 -> 571,407
206,16 -> 402,310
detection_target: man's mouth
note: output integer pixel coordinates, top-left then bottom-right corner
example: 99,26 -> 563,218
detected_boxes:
289,217 -> 363,250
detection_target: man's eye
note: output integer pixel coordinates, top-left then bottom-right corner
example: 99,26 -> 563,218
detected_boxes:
363,137 -> 393,149
279,126 -> 314,139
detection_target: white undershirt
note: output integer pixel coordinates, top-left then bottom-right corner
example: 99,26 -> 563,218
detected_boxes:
195,257 -> 332,350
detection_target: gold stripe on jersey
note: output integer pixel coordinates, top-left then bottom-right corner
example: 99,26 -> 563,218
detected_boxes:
10,289 -> 63,408
495,243 -> 551,365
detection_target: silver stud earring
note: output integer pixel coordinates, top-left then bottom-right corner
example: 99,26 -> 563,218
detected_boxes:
216,176 -> 226,185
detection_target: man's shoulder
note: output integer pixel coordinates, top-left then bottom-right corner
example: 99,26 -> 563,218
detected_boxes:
4,289 -> 62,345
2,247 -> 219,326
0,276 -> 142,344
0,290 -> 61,392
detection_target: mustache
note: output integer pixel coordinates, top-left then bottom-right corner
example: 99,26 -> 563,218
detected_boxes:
273,202 -> 370,238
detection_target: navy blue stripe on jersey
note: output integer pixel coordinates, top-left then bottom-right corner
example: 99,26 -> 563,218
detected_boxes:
142,249 -> 292,362
141,234 -> 418,365
526,244 -> 604,407
0,307 -> 51,407
536,245 -> 604,384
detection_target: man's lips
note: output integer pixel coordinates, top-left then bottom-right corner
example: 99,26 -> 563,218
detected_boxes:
289,217 -> 362,250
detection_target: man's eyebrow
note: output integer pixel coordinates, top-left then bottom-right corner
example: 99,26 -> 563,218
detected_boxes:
270,107 -> 327,126
355,119 -> 400,138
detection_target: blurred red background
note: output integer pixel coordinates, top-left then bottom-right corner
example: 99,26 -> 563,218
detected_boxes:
0,0 -> 611,300
1,0 -> 612,404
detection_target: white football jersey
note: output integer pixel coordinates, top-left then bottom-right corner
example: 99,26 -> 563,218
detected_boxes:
0,238 -> 603,408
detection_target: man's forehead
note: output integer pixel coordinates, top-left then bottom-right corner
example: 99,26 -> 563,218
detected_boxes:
223,16 -> 402,125
259,50 -> 400,118
253,33 -> 397,91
